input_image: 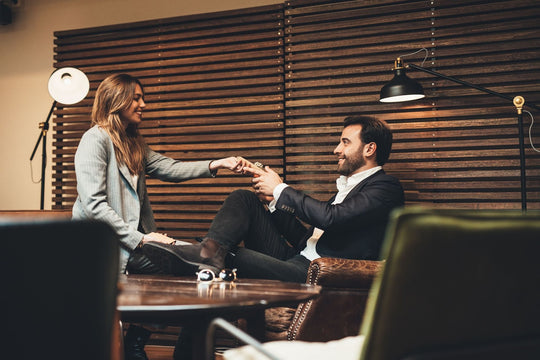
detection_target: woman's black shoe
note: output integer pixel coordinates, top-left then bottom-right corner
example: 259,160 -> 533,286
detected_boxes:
142,238 -> 227,275
124,325 -> 151,360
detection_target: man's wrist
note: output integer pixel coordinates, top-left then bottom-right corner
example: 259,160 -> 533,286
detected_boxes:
273,183 -> 289,201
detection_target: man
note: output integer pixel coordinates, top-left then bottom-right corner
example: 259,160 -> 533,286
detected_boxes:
143,115 -> 404,283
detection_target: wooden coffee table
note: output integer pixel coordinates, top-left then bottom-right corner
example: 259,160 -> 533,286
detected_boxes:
117,274 -> 321,359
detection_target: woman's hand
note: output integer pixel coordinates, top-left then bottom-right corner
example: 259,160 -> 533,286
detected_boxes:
209,156 -> 250,173
142,232 -> 177,245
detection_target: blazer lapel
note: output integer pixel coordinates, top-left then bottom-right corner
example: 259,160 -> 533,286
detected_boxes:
118,163 -> 137,192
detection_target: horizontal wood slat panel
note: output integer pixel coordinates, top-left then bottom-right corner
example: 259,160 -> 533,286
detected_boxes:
52,4 -> 285,239
284,0 -> 540,208
283,0 -> 431,200
52,0 -> 540,239
54,5 -> 283,42
55,29 -> 283,61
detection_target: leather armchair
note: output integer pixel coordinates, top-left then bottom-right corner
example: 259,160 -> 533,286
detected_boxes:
265,257 -> 383,342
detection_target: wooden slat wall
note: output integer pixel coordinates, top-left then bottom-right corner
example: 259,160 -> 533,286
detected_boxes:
51,5 -> 285,239
284,0 -> 540,209
52,0 -> 540,238
283,0 -> 433,202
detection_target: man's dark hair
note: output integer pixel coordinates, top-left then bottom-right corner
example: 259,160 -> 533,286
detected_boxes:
343,115 -> 393,166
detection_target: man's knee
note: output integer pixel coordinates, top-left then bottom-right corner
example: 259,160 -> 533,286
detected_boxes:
227,189 -> 258,202
219,189 -> 262,212
230,189 -> 254,197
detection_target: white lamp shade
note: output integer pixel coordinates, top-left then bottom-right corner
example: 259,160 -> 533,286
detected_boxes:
48,67 -> 89,105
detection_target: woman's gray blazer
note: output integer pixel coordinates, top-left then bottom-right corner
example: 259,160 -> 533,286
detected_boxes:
72,125 -> 214,273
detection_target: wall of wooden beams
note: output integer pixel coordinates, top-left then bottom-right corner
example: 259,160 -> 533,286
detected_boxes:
283,0 -> 540,208
52,0 -> 540,239
52,5 -> 285,239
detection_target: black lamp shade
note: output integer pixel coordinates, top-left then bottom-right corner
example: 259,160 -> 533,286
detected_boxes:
380,68 -> 425,103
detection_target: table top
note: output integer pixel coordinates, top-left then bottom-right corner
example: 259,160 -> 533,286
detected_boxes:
117,274 -> 321,322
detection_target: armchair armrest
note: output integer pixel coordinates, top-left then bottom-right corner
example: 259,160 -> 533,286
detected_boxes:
306,257 -> 383,288
287,258 -> 383,341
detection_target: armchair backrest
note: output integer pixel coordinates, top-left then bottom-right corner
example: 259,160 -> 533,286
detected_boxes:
2,219 -> 119,360
359,207 -> 540,360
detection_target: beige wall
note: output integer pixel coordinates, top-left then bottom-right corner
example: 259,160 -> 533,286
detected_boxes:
0,0 -> 280,210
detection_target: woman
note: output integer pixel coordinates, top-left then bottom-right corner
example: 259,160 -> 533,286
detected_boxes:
72,73 -> 248,359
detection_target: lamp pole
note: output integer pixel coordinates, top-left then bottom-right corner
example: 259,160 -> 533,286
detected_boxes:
513,96 -> 527,212
407,63 -> 540,211
30,100 -> 57,210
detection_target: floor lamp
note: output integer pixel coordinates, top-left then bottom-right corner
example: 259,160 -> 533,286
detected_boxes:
380,57 -> 540,211
30,67 -> 89,209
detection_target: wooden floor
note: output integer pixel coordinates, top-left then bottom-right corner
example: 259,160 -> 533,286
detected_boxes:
146,345 -> 174,360
146,345 -> 225,360
139,323 -> 243,360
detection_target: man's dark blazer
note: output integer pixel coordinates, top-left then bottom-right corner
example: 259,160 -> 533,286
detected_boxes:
274,169 -> 404,260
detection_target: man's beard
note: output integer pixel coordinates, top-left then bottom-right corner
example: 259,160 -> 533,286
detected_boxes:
337,154 -> 365,176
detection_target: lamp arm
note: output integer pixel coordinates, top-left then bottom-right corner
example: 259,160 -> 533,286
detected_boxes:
408,62 -> 532,211
407,63 -> 540,112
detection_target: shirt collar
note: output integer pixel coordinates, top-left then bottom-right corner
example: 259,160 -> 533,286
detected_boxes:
336,166 -> 382,192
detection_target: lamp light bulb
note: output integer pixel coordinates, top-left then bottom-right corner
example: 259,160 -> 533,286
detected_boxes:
61,73 -> 72,85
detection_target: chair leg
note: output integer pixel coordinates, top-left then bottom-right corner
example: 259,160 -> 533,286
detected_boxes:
111,312 -> 124,360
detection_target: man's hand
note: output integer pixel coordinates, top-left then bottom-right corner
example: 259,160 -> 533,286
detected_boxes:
243,165 -> 282,198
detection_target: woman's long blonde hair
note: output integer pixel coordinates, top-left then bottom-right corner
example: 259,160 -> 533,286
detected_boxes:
91,74 -> 146,175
